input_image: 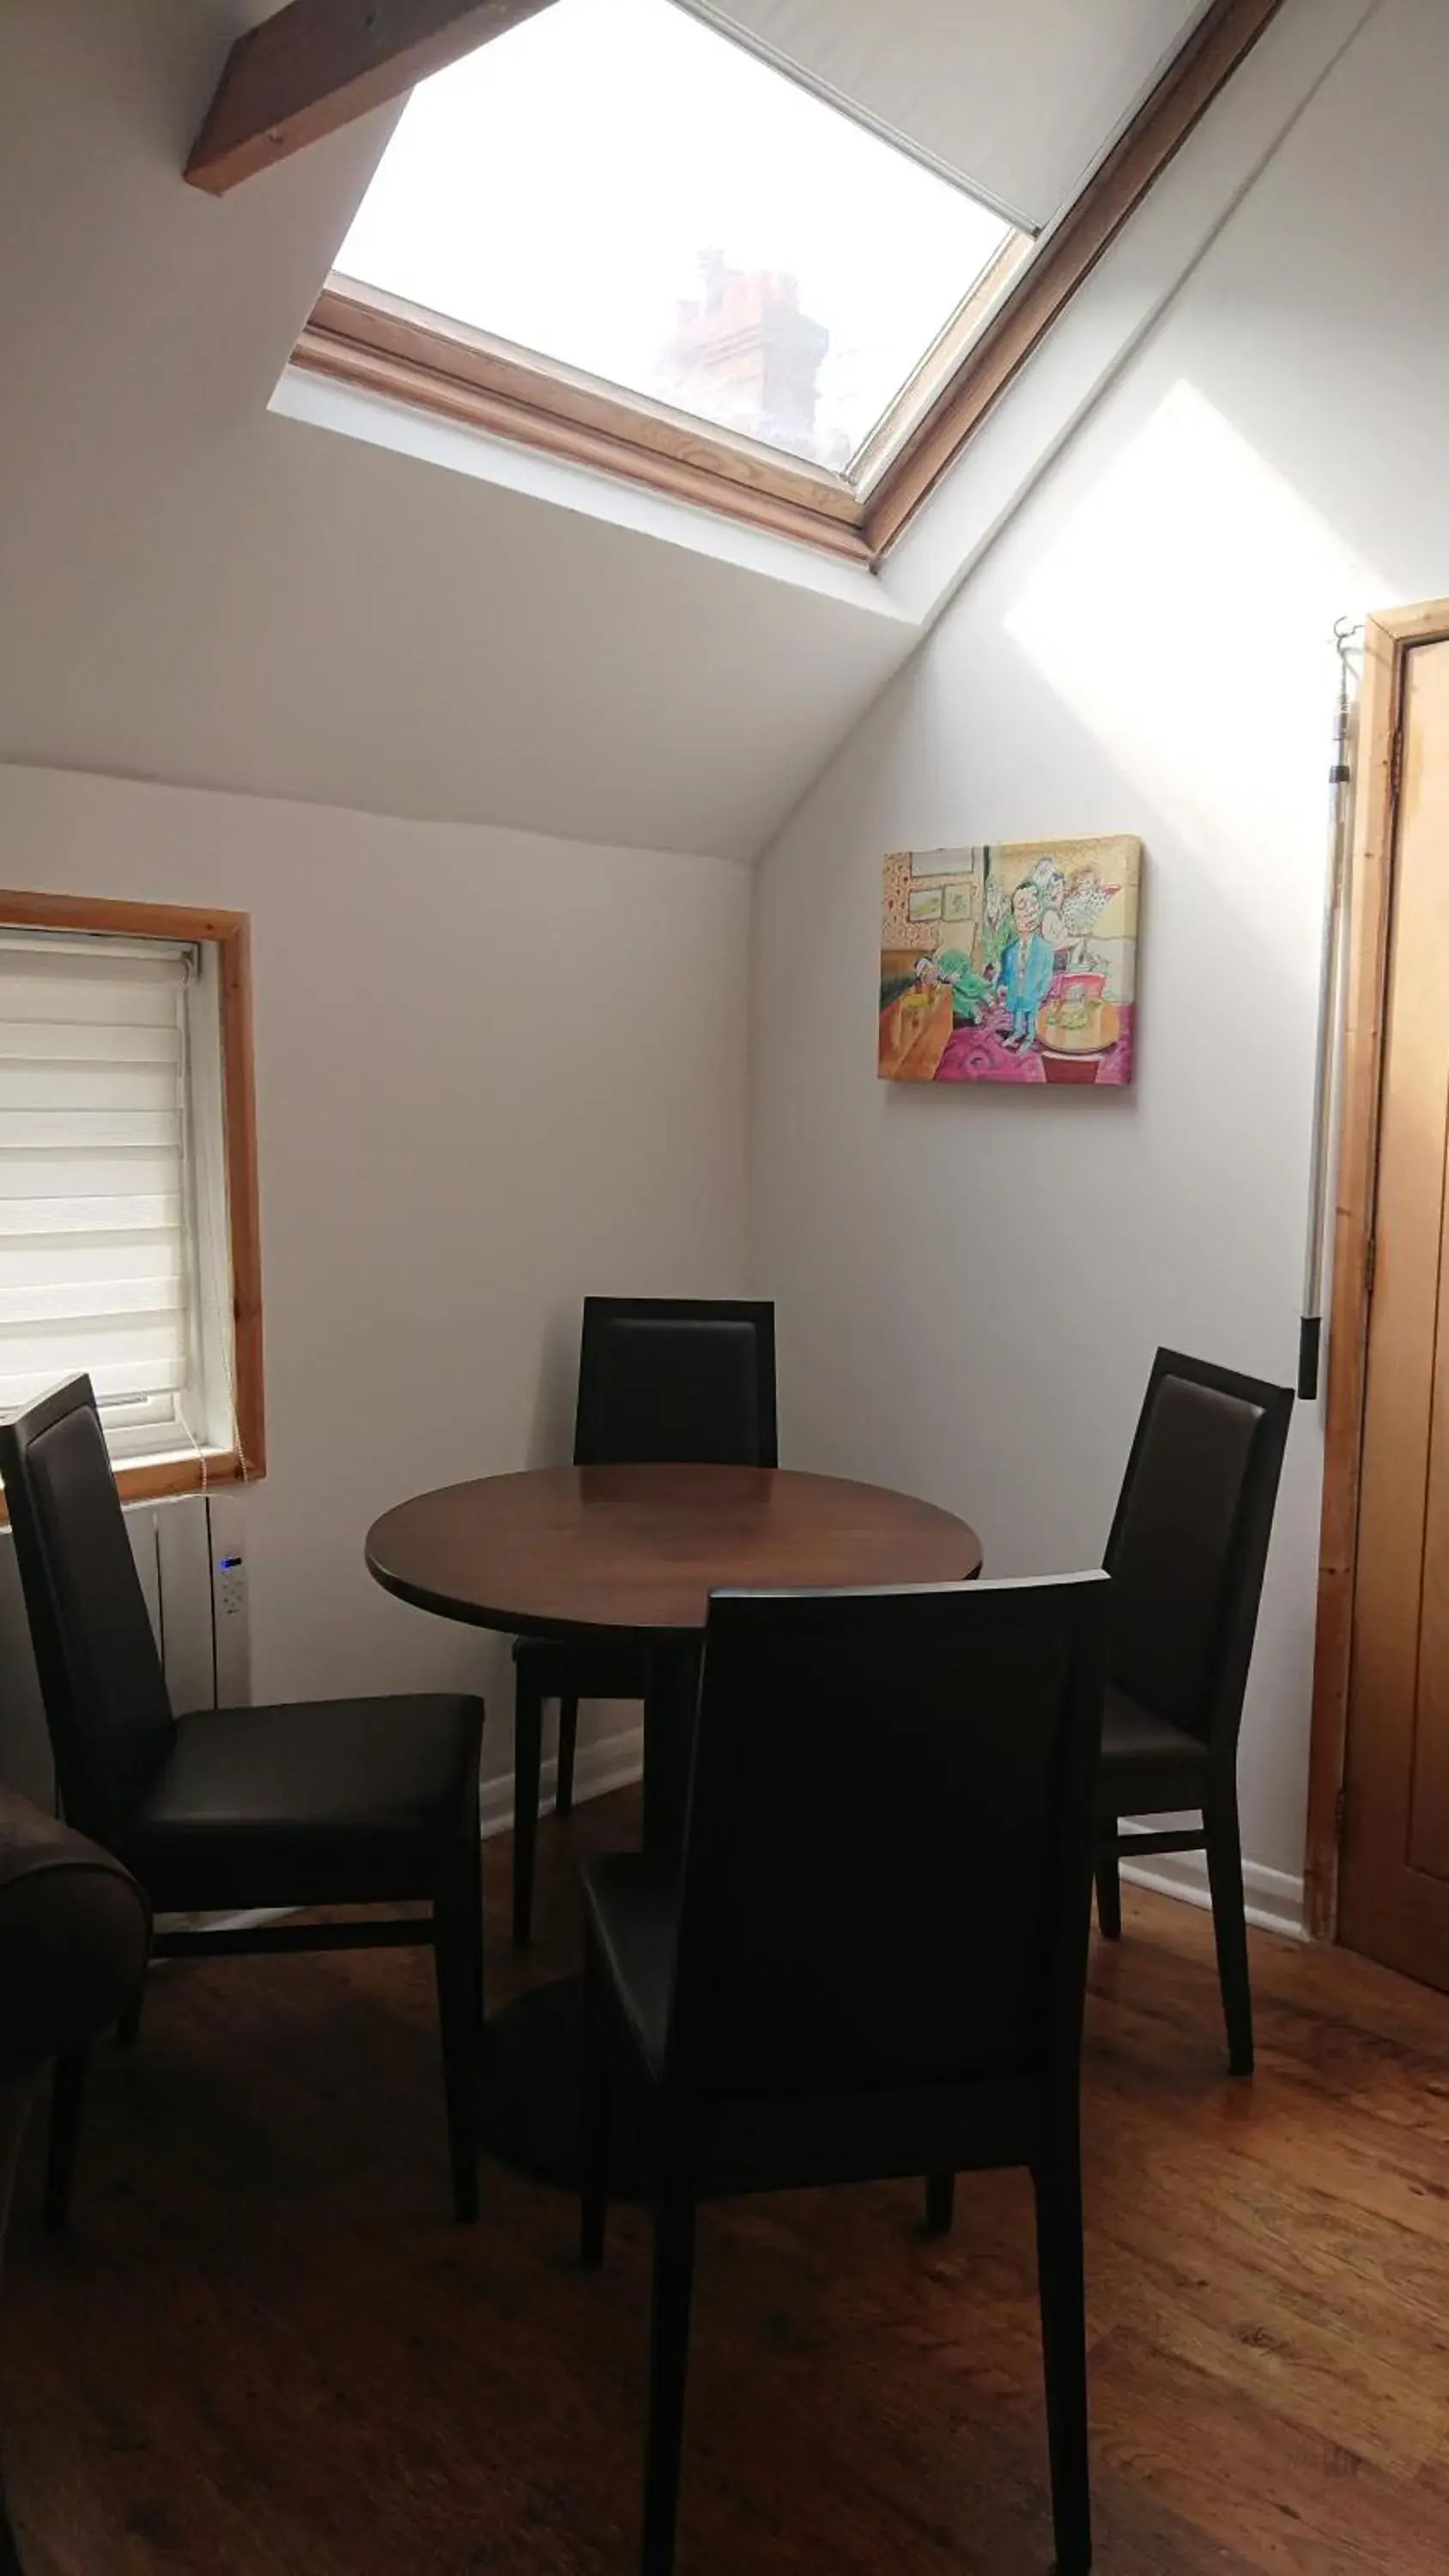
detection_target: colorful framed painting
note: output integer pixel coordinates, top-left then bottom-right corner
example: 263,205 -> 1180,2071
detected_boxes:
879,836 -> 1142,1087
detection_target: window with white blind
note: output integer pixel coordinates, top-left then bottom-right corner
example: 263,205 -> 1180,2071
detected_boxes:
0,903 -> 263,1496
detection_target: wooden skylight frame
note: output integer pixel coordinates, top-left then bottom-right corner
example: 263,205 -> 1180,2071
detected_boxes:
265,0 -> 1287,564
296,280 -> 875,562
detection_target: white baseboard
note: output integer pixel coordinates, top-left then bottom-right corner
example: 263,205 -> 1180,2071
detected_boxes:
1118,1824 -> 1306,1942
480,1719 -> 644,1841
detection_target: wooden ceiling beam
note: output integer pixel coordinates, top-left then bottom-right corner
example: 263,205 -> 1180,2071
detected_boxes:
185,0 -> 560,196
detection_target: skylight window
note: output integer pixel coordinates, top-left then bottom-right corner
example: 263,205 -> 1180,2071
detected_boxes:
334,0 -> 1027,479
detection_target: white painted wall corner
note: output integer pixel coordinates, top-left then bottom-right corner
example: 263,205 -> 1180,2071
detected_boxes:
480,1719 -> 644,1842
1118,1820 -> 1306,1942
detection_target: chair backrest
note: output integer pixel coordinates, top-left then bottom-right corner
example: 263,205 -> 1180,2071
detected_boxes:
1105,1348 -> 1292,1751
0,1376 -> 174,1844
667,1573 -> 1106,2106
573,1297 -> 777,1469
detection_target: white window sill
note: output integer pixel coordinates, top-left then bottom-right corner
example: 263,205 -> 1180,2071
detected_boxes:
270,364 -> 918,624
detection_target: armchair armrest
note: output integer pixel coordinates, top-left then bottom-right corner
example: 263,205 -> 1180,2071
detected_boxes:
0,1790 -> 150,2079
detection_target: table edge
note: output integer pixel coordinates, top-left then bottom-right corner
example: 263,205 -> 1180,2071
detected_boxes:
363,1546 -> 707,1642
363,1466 -> 983,1641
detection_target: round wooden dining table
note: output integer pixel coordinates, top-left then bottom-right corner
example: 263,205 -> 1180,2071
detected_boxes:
366,1462 -> 983,2183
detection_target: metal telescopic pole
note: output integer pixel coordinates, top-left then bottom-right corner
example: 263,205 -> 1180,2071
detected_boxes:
1298,620 -> 1361,1401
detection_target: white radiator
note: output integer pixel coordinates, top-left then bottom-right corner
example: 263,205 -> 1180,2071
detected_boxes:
0,1488 -> 251,1806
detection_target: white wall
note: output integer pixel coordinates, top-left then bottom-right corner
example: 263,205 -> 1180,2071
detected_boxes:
0,762 -> 750,1784
749,0 -> 1449,1918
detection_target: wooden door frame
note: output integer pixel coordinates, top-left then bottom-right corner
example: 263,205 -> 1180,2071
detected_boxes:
1305,598 -> 1449,1940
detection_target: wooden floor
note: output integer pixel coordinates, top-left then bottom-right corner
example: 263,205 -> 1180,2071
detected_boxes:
4,1786 -> 1449,2576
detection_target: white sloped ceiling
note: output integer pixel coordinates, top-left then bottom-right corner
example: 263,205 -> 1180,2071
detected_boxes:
0,0 -> 1210,861
0,0 -> 911,861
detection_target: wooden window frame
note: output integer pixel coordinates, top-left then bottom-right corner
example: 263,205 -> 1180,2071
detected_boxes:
291,0 -> 1287,566
0,890 -> 265,1514
862,0 -> 1286,552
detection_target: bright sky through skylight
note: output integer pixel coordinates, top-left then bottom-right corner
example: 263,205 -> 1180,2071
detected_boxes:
336,0 -> 1020,471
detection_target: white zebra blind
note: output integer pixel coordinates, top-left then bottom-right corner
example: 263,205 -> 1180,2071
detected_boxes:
0,937 -> 197,1443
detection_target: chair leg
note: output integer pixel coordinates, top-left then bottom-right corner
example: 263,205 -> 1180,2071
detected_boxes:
1204,1788 -> 1254,2077
0,2464 -> 21,2576
512,1668 -> 545,1948
467,1809 -> 486,2043
1034,2129 -> 1092,2576
44,2048 -> 89,2233
925,2172 -> 955,2234
433,1903 -> 480,2224
555,1695 -> 580,1817
580,1971 -> 610,2269
1094,1838 -> 1122,1941
642,2174 -> 697,2576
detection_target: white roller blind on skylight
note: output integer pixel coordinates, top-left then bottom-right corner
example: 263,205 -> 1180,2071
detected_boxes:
0,939 -> 193,1425
706,0 -> 1208,228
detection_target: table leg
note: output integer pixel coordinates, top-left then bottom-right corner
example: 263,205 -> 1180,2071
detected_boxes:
642,1640 -> 701,1853
479,1974 -> 639,2191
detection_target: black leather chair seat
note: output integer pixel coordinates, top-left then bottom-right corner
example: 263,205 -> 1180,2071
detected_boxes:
512,1634 -> 649,1701
121,1696 -> 484,1912
0,1375 -> 489,2225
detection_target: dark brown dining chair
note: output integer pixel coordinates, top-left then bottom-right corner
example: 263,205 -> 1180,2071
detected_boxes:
579,1571 -> 1108,2576
0,1376 -> 487,2224
1094,1348 -> 1293,2076
511,1295 -> 776,1945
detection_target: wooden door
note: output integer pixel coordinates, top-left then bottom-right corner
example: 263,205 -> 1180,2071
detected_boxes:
1340,636 -> 1449,1986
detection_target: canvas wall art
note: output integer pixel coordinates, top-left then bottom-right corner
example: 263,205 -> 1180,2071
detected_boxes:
878,836 -> 1142,1086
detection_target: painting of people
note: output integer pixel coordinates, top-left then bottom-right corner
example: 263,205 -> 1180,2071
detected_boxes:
878,837 -> 1142,1086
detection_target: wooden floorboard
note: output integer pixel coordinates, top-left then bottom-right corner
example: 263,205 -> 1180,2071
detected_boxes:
3,1785 -> 1448,2573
